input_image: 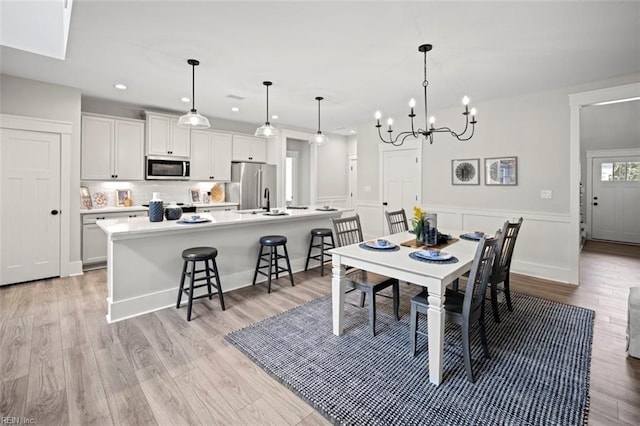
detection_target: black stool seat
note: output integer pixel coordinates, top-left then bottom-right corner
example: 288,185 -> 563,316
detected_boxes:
310,228 -> 332,237
177,246 -> 225,321
259,235 -> 287,246
305,228 -> 335,276
182,247 -> 218,260
253,235 -> 294,293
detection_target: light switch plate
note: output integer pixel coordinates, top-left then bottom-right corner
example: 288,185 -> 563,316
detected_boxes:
540,190 -> 552,199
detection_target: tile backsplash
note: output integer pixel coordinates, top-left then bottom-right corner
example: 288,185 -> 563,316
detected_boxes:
80,181 -> 226,208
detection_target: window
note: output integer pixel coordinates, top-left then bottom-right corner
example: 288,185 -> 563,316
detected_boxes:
601,161 -> 640,181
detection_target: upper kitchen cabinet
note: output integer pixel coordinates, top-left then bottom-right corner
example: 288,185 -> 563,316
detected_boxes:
81,113 -> 145,180
232,134 -> 267,163
191,129 -> 233,181
145,111 -> 191,157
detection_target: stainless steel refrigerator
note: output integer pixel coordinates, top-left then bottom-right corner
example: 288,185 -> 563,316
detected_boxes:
226,162 -> 277,210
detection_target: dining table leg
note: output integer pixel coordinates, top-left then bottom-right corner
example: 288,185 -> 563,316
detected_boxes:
331,254 -> 347,336
426,280 -> 446,385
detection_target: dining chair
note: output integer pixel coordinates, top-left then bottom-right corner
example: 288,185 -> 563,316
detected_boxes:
450,217 -> 524,323
410,232 -> 501,383
330,214 -> 400,336
487,217 -> 523,320
385,209 -> 409,234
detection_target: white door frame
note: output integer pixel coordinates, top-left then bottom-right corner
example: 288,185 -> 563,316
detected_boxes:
569,82 -> 640,284
0,114 -> 75,278
586,147 -> 640,240
285,150 -> 300,204
280,129 -> 317,206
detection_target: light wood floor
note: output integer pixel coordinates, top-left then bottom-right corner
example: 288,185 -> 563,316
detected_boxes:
0,240 -> 638,425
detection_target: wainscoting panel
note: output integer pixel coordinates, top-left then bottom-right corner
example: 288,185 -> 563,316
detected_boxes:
352,200 -> 574,284
427,205 -> 573,283
316,196 -> 349,209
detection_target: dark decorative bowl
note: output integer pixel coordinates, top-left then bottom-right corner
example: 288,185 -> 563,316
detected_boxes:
164,205 -> 183,220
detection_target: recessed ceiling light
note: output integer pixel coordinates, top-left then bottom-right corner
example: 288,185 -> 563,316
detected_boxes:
349,130 -> 357,134
271,115 -> 279,120
114,83 -> 127,90
180,97 -> 190,103
231,107 -> 239,112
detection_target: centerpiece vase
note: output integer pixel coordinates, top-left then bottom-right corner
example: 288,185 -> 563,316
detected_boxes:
414,219 -> 425,246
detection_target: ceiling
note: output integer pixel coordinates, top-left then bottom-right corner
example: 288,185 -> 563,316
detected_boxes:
1,1 -> 639,135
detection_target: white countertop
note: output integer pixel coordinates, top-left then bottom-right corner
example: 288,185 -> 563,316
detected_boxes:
97,206 -> 348,239
80,201 -> 239,214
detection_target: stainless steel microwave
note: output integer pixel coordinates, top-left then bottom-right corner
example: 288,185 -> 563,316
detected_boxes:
145,156 -> 190,180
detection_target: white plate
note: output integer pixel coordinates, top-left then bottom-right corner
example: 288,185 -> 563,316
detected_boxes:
364,239 -> 396,249
414,250 -> 453,261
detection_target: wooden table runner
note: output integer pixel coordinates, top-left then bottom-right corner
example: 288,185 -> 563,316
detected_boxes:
400,237 -> 459,250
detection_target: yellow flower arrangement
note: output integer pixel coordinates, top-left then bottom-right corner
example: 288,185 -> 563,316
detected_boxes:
412,206 -> 426,226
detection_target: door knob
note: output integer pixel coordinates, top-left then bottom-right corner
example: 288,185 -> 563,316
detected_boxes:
50,209 -> 59,215
382,202 -> 388,206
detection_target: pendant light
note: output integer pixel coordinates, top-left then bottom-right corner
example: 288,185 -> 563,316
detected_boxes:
254,81 -> 279,138
309,96 -> 328,146
177,59 -> 211,129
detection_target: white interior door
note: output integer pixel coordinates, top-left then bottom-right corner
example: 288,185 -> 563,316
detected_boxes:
591,156 -> 640,243
348,158 -> 357,209
1,129 -> 61,285
382,149 -> 421,233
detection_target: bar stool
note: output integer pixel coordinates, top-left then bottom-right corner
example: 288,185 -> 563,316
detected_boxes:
176,247 -> 225,321
304,228 -> 335,276
252,235 -> 294,293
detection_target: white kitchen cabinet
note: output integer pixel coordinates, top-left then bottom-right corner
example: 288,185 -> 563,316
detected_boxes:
82,210 -> 147,269
196,205 -> 238,213
145,111 -> 191,157
232,134 -> 267,162
81,114 -> 144,180
191,130 -> 233,181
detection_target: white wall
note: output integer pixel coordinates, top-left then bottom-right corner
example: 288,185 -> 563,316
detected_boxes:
0,74 -> 82,272
355,73 -> 640,284
316,133 -> 349,206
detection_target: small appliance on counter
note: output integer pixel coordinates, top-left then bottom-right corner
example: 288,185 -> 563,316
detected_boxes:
148,192 -> 164,222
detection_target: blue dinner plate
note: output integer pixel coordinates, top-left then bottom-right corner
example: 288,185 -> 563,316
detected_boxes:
414,250 -> 453,261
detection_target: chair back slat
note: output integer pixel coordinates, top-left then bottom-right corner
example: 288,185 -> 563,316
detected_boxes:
385,209 -> 409,234
464,231 -> 501,321
331,214 -> 364,247
492,217 -> 523,283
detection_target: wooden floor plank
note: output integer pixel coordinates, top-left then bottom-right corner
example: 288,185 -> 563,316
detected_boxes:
93,340 -> 157,426
62,343 -> 113,425
0,376 -> 28,418
0,316 -> 33,382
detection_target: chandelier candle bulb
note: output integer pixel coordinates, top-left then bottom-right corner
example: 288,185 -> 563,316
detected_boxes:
462,96 -> 470,105
387,118 -> 393,131
375,111 -> 382,126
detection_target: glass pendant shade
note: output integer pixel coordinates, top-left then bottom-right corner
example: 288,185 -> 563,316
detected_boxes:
309,132 -> 328,146
177,59 -> 210,129
255,122 -> 279,138
255,81 -> 278,138
178,110 -> 211,129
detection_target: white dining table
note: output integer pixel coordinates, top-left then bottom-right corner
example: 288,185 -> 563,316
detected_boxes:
330,230 -> 479,385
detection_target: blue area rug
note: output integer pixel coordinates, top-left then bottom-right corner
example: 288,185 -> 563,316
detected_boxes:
226,292 -> 593,425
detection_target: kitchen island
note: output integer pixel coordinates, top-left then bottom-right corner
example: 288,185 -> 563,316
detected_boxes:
97,207 -> 347,322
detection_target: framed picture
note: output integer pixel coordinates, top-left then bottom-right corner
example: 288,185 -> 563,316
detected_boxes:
116,189 -> 131,206
452,158 -> 480,185
201,192 -> 210,204
80,186 -> 93,209
190,188 -> 201,203
485,156 -> 518,185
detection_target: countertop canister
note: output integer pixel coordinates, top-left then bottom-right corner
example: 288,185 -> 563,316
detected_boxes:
149,192 -> 164,222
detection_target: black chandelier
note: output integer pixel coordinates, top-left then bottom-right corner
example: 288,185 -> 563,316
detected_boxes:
375,44 -> 477,146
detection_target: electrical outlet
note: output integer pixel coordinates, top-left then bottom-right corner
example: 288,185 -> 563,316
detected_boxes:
540,190 -> 552,199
